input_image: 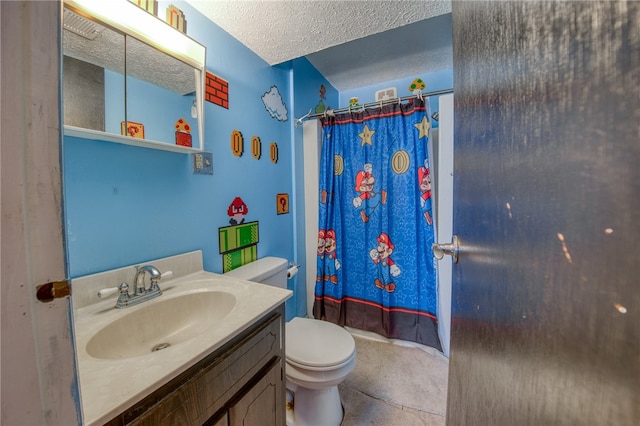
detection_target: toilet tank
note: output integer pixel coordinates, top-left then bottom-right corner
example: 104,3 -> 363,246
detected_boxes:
224,257 -> 288,289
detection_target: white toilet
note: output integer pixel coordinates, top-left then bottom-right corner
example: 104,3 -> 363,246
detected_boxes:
225,257 -> 356,426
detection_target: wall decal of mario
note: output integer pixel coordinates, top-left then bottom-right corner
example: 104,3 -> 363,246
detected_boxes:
369,232 -> 401,293
227,197 -> 249,225
316,229 -> 326,282
353,163 -> 387,222
323,229 -> 341,284
418,160 -> 433,225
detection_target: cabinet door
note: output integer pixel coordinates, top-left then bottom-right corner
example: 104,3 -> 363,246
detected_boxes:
229,362 -> 283,426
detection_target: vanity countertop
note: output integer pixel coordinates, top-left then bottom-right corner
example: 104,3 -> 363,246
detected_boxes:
74,270 -> 291,425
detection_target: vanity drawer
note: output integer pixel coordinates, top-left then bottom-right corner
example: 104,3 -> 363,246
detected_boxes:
106,307 -> 284,426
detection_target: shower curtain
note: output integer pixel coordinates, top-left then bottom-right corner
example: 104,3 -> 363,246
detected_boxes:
314,99 -> 442,350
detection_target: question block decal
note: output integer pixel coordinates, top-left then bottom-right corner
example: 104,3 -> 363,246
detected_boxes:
276,193 -> 289,215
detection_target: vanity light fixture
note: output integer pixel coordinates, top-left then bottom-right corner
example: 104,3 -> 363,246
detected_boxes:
64,0 -> 205,69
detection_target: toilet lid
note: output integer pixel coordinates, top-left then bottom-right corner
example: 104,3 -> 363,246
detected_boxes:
286,318 -> 355,368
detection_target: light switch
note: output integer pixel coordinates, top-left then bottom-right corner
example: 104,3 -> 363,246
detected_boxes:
192,152 -> 213,175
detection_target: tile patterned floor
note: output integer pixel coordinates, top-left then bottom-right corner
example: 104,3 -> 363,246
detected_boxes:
339,336 -> 449,426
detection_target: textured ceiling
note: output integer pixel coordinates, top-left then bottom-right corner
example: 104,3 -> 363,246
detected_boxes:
186,0 -> 452,91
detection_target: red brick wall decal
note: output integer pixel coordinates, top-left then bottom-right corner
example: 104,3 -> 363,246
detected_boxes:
205,71 -> 229,109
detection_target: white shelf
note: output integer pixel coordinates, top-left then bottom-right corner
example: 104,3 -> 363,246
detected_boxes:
64,125 -> 202,154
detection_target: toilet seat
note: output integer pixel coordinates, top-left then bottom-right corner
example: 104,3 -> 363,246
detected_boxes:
286,317 -> 355,369
286,349 -> 356,371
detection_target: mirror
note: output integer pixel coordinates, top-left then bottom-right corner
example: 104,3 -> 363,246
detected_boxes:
62,2 -> 205,151
63,7 -> 125,132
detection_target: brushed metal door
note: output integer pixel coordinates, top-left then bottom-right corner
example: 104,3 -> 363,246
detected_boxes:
447,2 -> 639,425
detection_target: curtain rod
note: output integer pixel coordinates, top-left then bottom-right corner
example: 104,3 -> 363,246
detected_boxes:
298,88 -> 454,124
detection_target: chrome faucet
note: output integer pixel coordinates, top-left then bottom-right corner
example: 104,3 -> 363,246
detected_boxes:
133,265 -> 161,295
114,264 -> 163,308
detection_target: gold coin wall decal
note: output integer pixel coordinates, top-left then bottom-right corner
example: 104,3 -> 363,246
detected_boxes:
230,130 -> 243,156
392,150 -> 411,174
251,136 -> 261,159
270,142 -> 278,163
334,155 -> 344,175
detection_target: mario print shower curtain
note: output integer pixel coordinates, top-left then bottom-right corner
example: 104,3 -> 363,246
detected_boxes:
314,99 -> 441,350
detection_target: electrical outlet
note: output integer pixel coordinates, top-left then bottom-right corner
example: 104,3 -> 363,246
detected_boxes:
192,152 -> 213,175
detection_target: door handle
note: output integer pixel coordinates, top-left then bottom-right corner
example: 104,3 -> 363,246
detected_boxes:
432,235 -> 460,263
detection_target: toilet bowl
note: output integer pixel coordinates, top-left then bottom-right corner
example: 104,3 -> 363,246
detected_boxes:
285,317 -> 356,426
224,257 -> 356,426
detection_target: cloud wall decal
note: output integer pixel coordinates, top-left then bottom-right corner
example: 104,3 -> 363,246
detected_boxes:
261,86 -> 288,122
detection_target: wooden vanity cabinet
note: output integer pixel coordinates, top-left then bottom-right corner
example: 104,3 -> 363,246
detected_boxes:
105,306 -> 285,426
226,361 -> 282,426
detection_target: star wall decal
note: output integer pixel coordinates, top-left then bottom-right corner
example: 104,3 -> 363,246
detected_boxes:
359,125 -> 375,146
415,116 -> 431,139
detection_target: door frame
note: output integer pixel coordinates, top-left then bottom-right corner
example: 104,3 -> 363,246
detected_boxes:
1,1 -> 81,423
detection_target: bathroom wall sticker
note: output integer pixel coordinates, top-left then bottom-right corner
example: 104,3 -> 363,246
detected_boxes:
205,71 -> 229,109
251,136 -> 262,160
131,0 -> 158,16
231,130 -> 243,156
220,197 -> 259,272
276,193 -> 289,215
261,86 -> 288,122
270,142 -> 278,164
409,77 -> 426,94
166,4 -> 187,33
314,83 -> 330,114
227,197 -> 249,225
174,118 -> 192,147
218,220 -> 259,273
120,121 -> 144,138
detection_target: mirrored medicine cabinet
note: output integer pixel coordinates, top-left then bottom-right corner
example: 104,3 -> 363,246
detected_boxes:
62,0 -> 205,153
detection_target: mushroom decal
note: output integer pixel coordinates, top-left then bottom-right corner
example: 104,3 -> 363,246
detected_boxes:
408,78 -> 426,95
175,118 -> 192,147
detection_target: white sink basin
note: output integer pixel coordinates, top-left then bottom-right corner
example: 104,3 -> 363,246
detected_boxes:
85,290 -> 236,360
